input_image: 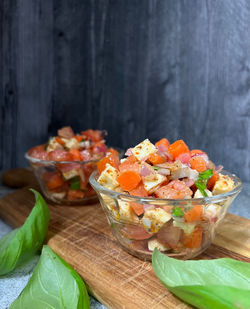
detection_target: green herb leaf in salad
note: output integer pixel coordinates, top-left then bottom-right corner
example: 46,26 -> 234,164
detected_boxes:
171,206 -> 184,217
0,189 -> 50,276
152,249 -> 250,309
70,176 -> 81,190
152,166 -> 159,171
10,245 -> 90,309
195,169 -> 213,197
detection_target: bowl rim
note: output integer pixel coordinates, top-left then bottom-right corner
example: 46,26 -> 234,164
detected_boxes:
89,169 -> 242,204
24,146 -> 123,165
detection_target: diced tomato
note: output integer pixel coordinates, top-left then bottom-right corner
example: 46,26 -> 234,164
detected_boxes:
176,152 -> 191,164
84,185 -> 96,197
207,171 -> 219,191
155,138 -> 170,151
44,172 -> 64,190
75,135 -> 83,142
82,162 -> 96,178
97,152 -> 119,173
148,153 -> 166,165
184,205 -> 203,222
117,171 -> 141,191
67,189 -> 85,201
80,150 -> 91,161
28,145 -> 47,160
47,150 -> 73,162
58,126 -> 74,139
121,225 -> 152,240
189,156 -> 207,172
190,149 -> 205,157
57,163 -> 80,173
129,182 -> 148,197
182,226 -> 202,249
168,140 -> 190,160
130,202 -> 144,216
118,155 -> 140,173
69,149 -> 82,161
81,129 -> 102,142
155,180 -> 193,199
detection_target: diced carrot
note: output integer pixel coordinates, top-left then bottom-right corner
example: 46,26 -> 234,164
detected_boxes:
130,202 -> 144,216
117,171 -> 141,191
189,157 -> 207,172
69,149 -> 82,161
182,226 -> 203,249
190,149 -> 204,157
45,173 -> 64,190
97,152 -> 119,173
55,136 -> 65,146
207,171 -> 219,191
75,135 -> 84,142
184,205 -> 203,223
129,182 -> 148,197
168,140 -> 190,159
148,153 -> 166,165
155,138 -> 170,149
67,189 -> 85,201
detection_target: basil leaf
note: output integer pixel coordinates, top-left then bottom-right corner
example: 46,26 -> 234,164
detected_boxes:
0,189 -> 50,275
152,249 -> 250,309
195,169 -> 213,197
10,245 -> 90,309
70,177 -> 81,190
152,166 -> 159,171
171,206 -> 184,217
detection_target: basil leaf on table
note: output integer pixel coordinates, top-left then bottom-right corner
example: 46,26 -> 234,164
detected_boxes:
0,189 -> 50,275
10,245 -> 90,309
152,249 -> 250,309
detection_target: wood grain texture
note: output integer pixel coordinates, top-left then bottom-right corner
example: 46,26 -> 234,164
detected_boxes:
0,187 -> 249,309
1,1 -> 250,181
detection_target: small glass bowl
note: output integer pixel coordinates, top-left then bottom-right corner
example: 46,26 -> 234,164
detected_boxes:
25,148 -> 123,205
90,170 -> 242,260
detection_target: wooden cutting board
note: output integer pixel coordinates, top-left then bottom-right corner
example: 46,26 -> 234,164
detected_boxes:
1,169 -> 250,309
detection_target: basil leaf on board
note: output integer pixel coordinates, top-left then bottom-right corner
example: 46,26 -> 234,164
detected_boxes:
10,245 -> 90,309
0,189 -> 50,275
152,249 -> 250,309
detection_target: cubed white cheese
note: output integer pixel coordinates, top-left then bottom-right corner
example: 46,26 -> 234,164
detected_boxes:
62,169 -> 79,180
212,174 -> 234,195
142,173 -> 166,194
47,137 -> 63,152
119,201 -> 139,223
143,208 -> 171,233
97,164 -> 119,190
148,239 -> 169,252
194,189 -> 213,198
131,139 -> 157,161
62,137 -> 79,149
50,192 -> 66,199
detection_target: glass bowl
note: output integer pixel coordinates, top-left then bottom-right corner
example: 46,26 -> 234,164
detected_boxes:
25,148 -> 123,205
89,170 -> 242,260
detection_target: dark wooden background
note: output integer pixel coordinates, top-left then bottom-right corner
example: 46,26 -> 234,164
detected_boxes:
1,0 -> 250,181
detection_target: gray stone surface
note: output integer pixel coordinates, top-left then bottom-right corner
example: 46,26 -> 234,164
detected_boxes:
0,179 -> 249,308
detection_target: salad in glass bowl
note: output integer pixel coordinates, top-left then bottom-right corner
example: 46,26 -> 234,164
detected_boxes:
25,126 -> 120,205
90,138 -> 242,260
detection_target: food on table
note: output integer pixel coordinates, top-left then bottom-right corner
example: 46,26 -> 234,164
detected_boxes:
28,126 -> 116,202
95,138 -> 237,257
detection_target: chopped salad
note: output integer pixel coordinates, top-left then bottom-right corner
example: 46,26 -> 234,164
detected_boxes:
96,138 -> 235,255
28,126 -> 117,201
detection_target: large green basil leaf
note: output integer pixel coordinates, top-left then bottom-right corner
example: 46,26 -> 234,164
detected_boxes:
152,249 -> 250,309
10,245 -> 90,309
0,189 -> 50,275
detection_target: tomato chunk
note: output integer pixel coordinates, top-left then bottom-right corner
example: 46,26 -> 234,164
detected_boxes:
130,202 -> 144,216
44,172 -> 64,190
67,189 -> 85,200
47,150 -> 73,161
184,205 -> 203,222
207,171 -> 219,191
155,138 -> 170,150
182,226 -> 202,249
129,182 -> 148,197
81,129 -> 103,142
97,152 -> 119,173
189,157 -> 207,172
148,153 -> 166,165
69,149 -> 82,161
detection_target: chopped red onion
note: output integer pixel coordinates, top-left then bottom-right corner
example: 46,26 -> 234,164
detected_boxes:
125,148 -> 133,156
140,163 -> 154,176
